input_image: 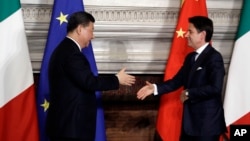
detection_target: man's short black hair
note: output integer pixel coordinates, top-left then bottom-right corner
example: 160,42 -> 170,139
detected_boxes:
188,16 -> 213,42
67,11 -> 95,33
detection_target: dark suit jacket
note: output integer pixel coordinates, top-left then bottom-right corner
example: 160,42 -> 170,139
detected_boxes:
157,44 -> 226,136
46,37 -> 119,140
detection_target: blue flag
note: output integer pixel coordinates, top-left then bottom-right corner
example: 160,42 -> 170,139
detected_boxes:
37,0 -> 106,141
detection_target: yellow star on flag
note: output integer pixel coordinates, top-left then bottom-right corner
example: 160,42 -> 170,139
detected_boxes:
41,99 -> 50,112
56,12 -> 68,25
176,28 -> 186,38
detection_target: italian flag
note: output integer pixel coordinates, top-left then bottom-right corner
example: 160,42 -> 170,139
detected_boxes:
0,0 -> 39,140
223,0 -> 250,139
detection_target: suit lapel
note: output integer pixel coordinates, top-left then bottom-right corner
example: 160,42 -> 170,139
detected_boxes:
187,45 -> 213,86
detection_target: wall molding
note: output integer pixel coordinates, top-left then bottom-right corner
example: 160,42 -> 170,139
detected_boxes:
22,4 -> 241,74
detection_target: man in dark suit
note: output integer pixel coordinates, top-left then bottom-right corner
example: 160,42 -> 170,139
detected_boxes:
137,16 -> 226,141
46,11 -> 135,141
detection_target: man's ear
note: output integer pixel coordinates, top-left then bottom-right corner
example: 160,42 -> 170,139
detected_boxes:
201,30 -> 206,41
76,25 -> 82,35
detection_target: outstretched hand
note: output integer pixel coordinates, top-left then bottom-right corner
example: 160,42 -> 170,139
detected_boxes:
180,90 -> 189,103
116,67 -> 135,86
137,81 -> 154,100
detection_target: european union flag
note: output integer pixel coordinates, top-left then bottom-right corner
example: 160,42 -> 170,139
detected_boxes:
37,0 -> 106,141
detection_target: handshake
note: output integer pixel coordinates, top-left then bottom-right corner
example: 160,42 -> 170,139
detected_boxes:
115,68 -> 155,101
116,68 -> 188,103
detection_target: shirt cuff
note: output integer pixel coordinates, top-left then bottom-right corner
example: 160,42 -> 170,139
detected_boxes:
153,84 -> 158,95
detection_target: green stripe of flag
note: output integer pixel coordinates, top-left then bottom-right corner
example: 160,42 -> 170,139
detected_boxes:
236,0 -> 250,39
0,0 -> 20,22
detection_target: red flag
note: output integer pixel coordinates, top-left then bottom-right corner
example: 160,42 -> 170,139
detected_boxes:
156,0 -> 208,140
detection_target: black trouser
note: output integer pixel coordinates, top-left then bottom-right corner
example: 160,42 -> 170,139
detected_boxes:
180,131 -> 220,141
154,131 -> 220,141
50,137 -> 84,141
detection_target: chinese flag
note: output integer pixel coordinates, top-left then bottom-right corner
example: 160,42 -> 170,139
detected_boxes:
156,0 -> 208,140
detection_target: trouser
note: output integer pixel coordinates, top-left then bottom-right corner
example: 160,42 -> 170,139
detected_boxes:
50,137 -> 84,141
180,131 -> 220,141
153,129 -> 220,141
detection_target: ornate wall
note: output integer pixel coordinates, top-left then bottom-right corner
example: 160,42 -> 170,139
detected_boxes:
22,0 -> 242,74
22,0 -> 242,140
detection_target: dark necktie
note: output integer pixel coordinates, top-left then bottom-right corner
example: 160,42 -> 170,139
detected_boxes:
190,52 -> 198,66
